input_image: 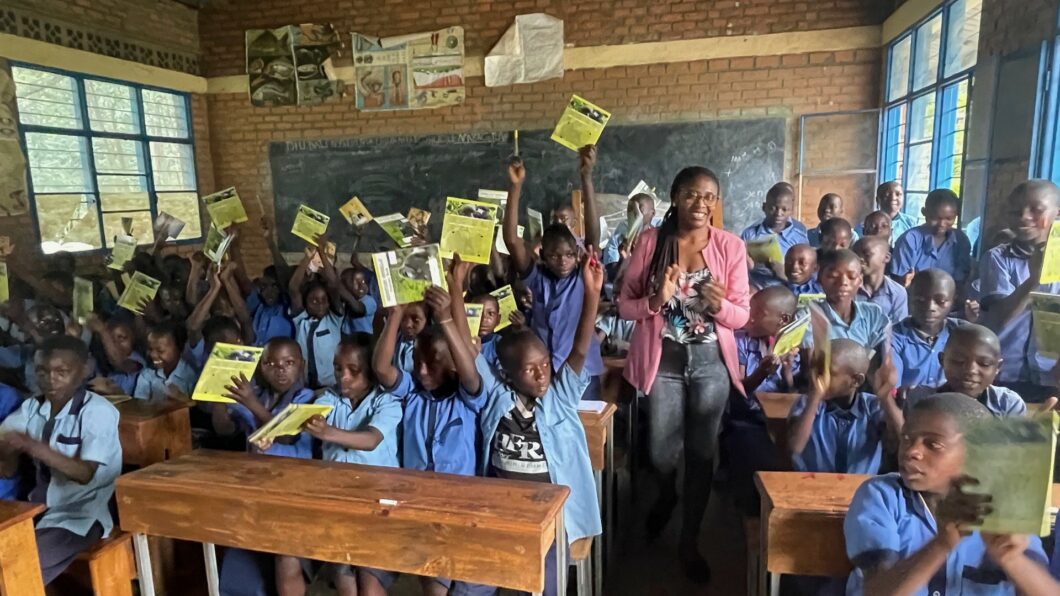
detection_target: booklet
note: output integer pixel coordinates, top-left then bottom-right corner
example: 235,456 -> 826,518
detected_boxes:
339,195 -> 373,227
491,285 -> 518,331
117,272 -> 161,315
551,94 -> 612,151
107,234 -> 137,271
154,211 -> 185,240
73,277 -> 93,323
440,196 -> 500,264
372,244 -> 445,307
203,223 -> 235,264
806,301 -> 831,380
963,413 -> 1058,535
0,262 -> 7,303
376,213 -> 418,248
465,303 -> 484,338
202,187 -> 248,229
191,342 -> 265,403
624,211 -> 644,244
1030,292 -> 1060,358
407,207 -> 431,241
1040,221 -> 1060,284
292,204 -> 330,246
628,180 -> 654,199
0,236 -> 13,258
495,224 -> 524,255
797,293 -> 826,308
746,235 -> 783,265
478,188 -> 508,222
307,241 -> 338,273
772,313 -> 810,357
248,403 -> 334,444
527,208 -> 544,242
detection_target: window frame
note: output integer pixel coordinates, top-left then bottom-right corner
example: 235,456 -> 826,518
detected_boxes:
12,62 -> 202,254
879,0 -> 980,220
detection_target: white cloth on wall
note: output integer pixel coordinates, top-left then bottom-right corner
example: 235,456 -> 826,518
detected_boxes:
485,13 -> 564,87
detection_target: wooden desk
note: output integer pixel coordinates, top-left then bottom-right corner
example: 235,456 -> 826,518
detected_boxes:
117,399 -> 192,468
117,451 -> 568,596
757,392 -> 799,468
579,403 -> 618,596
600,357 -> 627,404
0,500 -> 45,596
754,472 -> 1060,596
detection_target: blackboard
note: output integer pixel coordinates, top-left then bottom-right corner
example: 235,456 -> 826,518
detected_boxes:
268,119 -> 785,252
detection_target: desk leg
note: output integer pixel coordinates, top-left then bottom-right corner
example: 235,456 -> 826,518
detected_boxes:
556,510 -> 567,596
203,543 -> 220,596
0,517 -> 45,596
604,416 -> 614,568
768,572 -> 780,596
133,533 -> 156,596
593,469 -> 603,596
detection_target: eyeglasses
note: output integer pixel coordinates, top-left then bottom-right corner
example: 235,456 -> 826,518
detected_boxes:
677,190 -> 720,205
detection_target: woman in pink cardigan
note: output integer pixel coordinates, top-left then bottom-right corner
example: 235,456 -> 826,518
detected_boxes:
618,166 -> 750,583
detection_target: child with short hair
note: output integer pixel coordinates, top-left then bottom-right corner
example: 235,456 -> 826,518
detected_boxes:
133,322 -> 197,401
339,267 -> 378,336
861,210 -> 893,240
740,182 -> 809,285
247,267 -> 294,347
809,249 -> 891,352
393,301 -> 428,373
905,324 -> 1027,418
865,181 -> 917,244
784,244 -> 822,297
603,192 -> 660,266
0,336 -> 121,584
289,242 -> 344,390
844,393 -> 1057,595
891,269 -> 963,390
788,338 -> 899,474
467,292 -> 501,360
819,217 -> 855,251
87,316 -> 147,396
890,188 -> 972,287
737,286 -> 800,396
807,193 -> 858,248
853,236 -> 909,324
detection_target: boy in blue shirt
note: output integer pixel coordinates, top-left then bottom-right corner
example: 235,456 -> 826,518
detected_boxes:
784,244 -> 822,297
0,381 -> 22,499
891,269 -> 963,391
393,301 -> 428,373
853,236 -> 909,324
861,210 -> 893,241
807,193 -> 858,247
818,217 -> 854,251
339,268 -> 378,335
844,393 -> 1057,595
289,244 -> 344,390
740,182 -> 809,286
804,249 -> 891,352
246,267 -> 294,347
738,285 -> 800,397
891,189 -> 972,289
0,336 -> 121,584
864,181 -> 918,244
133,322 -> 198,400
788,339 -> 900,474
603,193 -> 660,266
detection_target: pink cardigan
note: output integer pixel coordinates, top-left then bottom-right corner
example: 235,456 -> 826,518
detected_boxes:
617,226 -> 750,396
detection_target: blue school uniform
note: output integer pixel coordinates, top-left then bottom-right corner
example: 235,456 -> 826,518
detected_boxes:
393,337 -> 415,373
891,318 -> 963,389
905,383 -> 1027,418
293,311 -> 342,389
845,473 -> 1047,596
477,360 -> 602,543
803,299 -> 891,350
341,295 -> 378,336
315,388 -> 401,467
523,263 -> 604,377
106,352 -> 147,396
0,384 -> 22,500
978,242 -> 1060,385
787,277 -> 823,297
856,276 -> 909,324
228,383 -> 315,459
183,339 -> 206,372
736,332 -> 800,395
246,290 -> 294,347
390,369 -> 485,475
132,358 -> 198,401
602,217 -> 663,265
807,225 -> 859,248
788,392 -> 883,474
0,390 -> 122,536
890,225 -> 973,284
741,220 -> 809,285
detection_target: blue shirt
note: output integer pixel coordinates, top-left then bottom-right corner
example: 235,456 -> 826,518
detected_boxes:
294,311 -> 343,389
741,220 -> 809,285
602,217 -> 662,265
0,384 -> 22,500
891,318 -> 963,389
523,263 -> 603,377
106,351 -> 147,396
247,290 -> 294,347
393,337 -> 415,373
132,358 -> 198,401
789,392 -> 883,474
890,225 -> 973,283
807,224 -> 859,248
905,383 -> 1027,418
341,295 -> 378,336
228,383 -> 315,459
845,473 -> 1047,596
803,299 -> 891,350
736,332 -> 800,395
315,388 -> 401,467
978,242 -> 1060,384
787,277 -> 823,297
1,390 -> 122,536
390,369 -> 485,476
856,276 -> 909,324
477,360 -> 602,543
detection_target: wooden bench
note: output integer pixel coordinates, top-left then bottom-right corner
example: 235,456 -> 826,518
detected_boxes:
65,532 -> 136,596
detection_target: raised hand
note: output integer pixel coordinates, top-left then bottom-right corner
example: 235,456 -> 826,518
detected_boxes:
508,157 -> 526,186
423,286 -> 452,322
582,249 -> 605,294
223,372 -> 256,406
936,476 -> 991,548
652,264 -> 683,310
302,414 -> 332,441
578,145 -> 597,176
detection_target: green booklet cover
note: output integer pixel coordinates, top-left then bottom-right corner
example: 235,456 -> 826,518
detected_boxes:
376,213 -> 418,248
440,196 -> 499,265
1031,292 -> 1060,358
491,285 -> 518,331
73,277 -> 93,323
117,272 -> 161,315
371,244 -> 445,307
202,187 -> 248,229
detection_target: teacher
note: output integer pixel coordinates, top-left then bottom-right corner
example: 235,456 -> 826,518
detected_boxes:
617,166 -> 750,583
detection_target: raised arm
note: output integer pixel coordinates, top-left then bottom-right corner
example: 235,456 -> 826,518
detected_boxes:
579,145 -> 600,250
504,158 -> 532,277
186,254 -> 205,306
287,254 -> 311,316
567,251 -> 604,374
787,364 -> 827,456
261,217 -> 293,289
983,533 -> 1060,596
445,255 -> 477,352
226,229 -> 255,297
316,237 -> 352,317
425,286 -> 481,395
187,266 -> 222,344
0,432 -> 97,484
220,263 -> 256,345
372,304 -> 405,390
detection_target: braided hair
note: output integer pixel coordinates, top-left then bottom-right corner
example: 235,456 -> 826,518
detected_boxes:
647,166 -> 721,291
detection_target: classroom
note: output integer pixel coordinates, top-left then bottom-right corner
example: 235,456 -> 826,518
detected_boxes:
2,0 -> 1060,594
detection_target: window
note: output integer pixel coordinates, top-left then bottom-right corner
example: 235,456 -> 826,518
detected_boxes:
12,65 -> 201,254
880,0 -> 982,220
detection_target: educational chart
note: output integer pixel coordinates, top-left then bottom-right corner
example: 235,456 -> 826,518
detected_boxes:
352,27 -> 465,111
246,24 -> 344,107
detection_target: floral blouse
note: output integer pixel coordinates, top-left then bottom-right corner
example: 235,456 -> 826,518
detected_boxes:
662,267 -> 717,344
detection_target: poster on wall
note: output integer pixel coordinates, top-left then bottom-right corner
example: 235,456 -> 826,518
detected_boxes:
0,59 -> 28,216
246,24 -> 344,107
352,26 -> 465,111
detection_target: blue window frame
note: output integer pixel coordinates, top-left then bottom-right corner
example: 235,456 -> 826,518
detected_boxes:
12,63 -> 202,254
880,0 -> 982,221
